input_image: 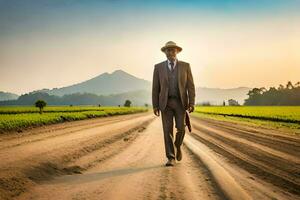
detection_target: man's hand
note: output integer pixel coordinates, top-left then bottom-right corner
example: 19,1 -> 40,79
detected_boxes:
153,108 -> 160,116
188,105 -> 194,113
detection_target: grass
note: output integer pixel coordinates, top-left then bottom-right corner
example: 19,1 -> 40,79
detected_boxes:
0,106 -> 148,133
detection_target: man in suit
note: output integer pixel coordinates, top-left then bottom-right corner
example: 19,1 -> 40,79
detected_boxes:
152,41 -> 196,167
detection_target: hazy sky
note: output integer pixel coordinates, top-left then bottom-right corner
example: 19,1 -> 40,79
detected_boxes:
0,0 -> 299,95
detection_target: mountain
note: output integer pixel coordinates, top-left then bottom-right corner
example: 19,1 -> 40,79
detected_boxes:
35,69 -> 151,96
0,91 -> 19,101
1,69 -> 252,106
0,86 -> 251,106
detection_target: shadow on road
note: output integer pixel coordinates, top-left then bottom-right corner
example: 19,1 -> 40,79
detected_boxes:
46,164 -> 165,185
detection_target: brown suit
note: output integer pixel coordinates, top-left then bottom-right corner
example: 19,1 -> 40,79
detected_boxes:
152,59 -> 196,160
152,60 -> 195,111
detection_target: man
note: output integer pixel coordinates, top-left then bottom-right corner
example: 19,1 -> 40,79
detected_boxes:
152,41 -> 196,167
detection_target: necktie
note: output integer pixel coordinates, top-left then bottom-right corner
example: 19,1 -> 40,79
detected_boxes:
170,61 -> 175,71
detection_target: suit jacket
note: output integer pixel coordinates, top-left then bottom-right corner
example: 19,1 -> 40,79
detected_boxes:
152,60 -> 196,111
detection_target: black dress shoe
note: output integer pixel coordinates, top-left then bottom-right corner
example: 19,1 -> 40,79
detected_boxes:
165,158 -> 176,166
176,146 -> 182,161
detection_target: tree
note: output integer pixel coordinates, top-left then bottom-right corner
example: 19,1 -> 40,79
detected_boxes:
244,81 -> 300,105
35,99 -> 47,114
228,99 -> 239,106
124,100 -> 131,107
286,81 -> 294,89
278,84 -> 285,90
260,87 -> 267,93
244,88 -> 263,105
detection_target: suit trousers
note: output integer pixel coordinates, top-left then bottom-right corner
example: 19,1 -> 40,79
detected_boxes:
161,97 -> 186,160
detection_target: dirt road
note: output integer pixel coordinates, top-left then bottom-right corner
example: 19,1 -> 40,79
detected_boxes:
0,111 -> 299,200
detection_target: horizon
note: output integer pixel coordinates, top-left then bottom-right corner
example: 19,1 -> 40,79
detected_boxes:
2,68 -> 255,96
1,0 -> 299,95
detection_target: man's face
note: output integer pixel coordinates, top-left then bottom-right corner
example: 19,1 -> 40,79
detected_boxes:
164,48 -> 178,61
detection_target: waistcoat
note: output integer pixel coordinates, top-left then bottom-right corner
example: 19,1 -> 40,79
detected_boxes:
166,63 -> 180,98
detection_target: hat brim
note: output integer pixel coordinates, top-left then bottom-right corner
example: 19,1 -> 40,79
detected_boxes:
161,45 -> 182,52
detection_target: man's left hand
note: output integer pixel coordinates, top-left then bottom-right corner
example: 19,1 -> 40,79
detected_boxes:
188,105 -> 194,113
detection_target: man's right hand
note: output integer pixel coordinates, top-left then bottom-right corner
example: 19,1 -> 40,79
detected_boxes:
153,108 -> 160,117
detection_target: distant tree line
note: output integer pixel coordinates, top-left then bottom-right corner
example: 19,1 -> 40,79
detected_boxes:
244,81 -> 300,106
0,92 -> 139,106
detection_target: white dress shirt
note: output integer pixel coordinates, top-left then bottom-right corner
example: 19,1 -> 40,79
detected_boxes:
167,59 -> 177,71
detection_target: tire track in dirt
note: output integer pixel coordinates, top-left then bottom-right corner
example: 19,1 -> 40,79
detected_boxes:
192,123 -> 300,170
4,112 -> 298,200
189,116 -> 300,198
0,112 -> 155,200
0,112 -> 149,150
15,118 -> 224,200
184,134 -> 251,200
191,115 -> 300,157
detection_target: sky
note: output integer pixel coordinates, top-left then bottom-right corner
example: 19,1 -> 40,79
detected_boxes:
0,0 -> 299,95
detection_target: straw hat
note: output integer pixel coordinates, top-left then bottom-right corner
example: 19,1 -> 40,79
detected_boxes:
161,41 -> 182,53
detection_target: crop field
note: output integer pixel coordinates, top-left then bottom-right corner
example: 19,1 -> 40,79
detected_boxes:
193,106 -> 300,133
194,106 -> 300,123
0,106 -> 148,132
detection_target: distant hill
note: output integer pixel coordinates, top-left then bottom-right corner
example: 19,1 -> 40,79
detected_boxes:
1,69 -> 252,106
33,69 -> 151,96
0,91 -> 19,101
0,87 -> 251,106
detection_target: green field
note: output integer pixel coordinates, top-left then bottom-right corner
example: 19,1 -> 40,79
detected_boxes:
193,106 -> 300,134
0,106 -> 148,133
